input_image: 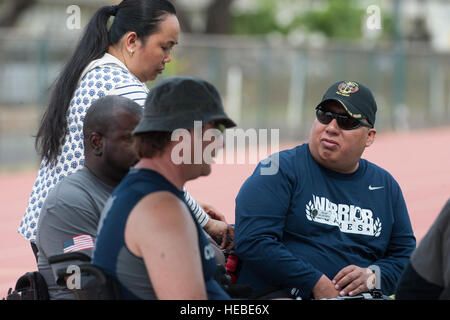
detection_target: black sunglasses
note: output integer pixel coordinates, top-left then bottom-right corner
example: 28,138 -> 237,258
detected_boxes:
316,108 -> 373,130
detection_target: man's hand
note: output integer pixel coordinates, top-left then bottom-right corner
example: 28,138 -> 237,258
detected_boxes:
332,265 -> 376,296
199,202 -> 234,251
199,202 -> 227,223
312,274 -> 340,299
203,219 -> 234,252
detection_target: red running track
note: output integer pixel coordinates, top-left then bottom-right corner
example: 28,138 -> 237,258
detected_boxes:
1,126 -> 449,297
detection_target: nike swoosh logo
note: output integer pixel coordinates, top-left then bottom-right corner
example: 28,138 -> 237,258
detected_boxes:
369,185 -> 384,191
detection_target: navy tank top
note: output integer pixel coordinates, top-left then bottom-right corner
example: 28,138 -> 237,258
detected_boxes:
93,168 -> 230,300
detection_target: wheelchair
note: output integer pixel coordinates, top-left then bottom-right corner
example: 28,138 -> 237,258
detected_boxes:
49,252 -> 122,299
3,252 -> 122,300
4,249 -> 250,300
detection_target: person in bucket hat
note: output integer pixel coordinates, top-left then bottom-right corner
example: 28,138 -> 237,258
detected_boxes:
234,80 -> 416,300
93,76 -> 235,300
133,76 -> 236,134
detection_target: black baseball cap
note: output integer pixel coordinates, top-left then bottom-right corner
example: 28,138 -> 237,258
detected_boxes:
316,80 -> 377,127
132,76 -> 236,135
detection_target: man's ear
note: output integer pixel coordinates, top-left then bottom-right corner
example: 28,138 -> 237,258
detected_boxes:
365,128 -> 376,148
90,132 -> 103,156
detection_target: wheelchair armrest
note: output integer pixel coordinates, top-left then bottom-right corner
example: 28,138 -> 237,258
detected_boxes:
55,263 -> 122,299
55,263 -> 107,287
48,252 -> 91,264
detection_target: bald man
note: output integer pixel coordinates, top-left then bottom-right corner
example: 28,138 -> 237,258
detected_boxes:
36,96 -> 142,299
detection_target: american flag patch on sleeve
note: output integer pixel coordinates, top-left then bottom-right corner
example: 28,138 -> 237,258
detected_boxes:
63,234 -> 94,253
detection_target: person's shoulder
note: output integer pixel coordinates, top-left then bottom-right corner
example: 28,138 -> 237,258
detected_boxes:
79,63 -> 139,87
264,143 -> 307,168
261,143 -> 306,166
95,63 -> 142,87
73,64 -> 121,100
433,198 -> 450,230
106,66 -> 149,104
363,159 -> 396,179
50,169 -> 96,203
59,168 -> 92,185
442,198 -> 450,217
47,169 -> 81,192
132,191 -> 191,227
247,144 -> 306,182
139,191 -> 185,212
76,167 -> 112,190
38,170 -> 84,218
76,63 -> 148,107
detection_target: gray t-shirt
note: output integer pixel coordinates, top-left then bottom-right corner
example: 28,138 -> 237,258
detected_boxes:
411,199 -> 450,288
36,167 -> 114,299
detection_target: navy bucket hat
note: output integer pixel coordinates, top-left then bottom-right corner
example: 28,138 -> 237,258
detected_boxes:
133,76 -> 236,134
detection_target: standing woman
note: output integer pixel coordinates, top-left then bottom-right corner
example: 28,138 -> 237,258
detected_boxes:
19,0 -> 227,254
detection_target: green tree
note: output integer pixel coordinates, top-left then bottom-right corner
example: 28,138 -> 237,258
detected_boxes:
295,0 -> 365,39
231,0 -> 286,35
230,0 -> 394,40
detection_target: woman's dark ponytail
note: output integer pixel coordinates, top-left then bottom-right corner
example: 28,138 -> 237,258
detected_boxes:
35,0 -> 176,164
35,6 -> 114,164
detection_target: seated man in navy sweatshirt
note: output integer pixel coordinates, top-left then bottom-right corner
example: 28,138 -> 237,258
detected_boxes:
234,81 -> 416,300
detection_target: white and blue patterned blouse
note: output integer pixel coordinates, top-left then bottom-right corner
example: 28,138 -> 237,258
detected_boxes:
19,53 -> 209,242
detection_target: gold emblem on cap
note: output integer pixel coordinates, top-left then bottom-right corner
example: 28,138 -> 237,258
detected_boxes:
337,81 -> 359,97
336,100 -> 362,119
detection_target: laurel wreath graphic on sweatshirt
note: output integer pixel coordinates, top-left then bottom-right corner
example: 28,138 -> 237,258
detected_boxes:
305,201 -> 317,221
305,200 -> 382,237
373,218 -> 382,237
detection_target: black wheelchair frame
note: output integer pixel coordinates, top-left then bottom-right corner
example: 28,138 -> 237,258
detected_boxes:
49,252 -> 122,300
3,252 -> 122,300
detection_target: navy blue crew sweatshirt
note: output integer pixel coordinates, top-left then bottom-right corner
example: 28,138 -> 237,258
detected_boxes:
234,143 -> 416,299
